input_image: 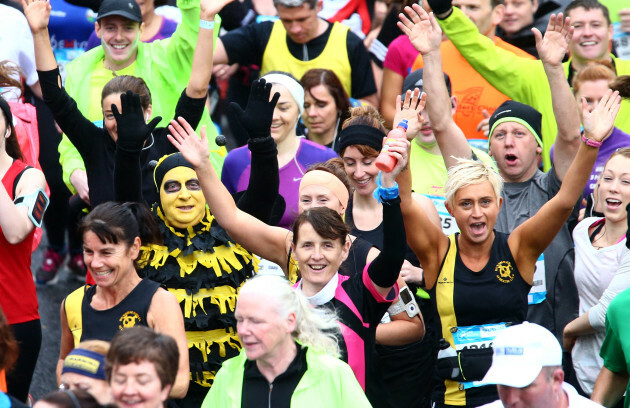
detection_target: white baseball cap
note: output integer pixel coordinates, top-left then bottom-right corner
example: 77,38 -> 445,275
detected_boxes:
479,322 -> 562,388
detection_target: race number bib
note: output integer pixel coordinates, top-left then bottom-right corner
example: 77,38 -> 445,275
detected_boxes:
254,256 -> 285,277
613,23 -> 630,60
425,194 -> 459,235
451,323 -> 508,390
528,254 -> 546,305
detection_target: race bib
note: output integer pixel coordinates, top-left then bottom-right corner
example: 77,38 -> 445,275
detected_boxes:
254,256 -> 285,277
613,23 -> 630,60
425,194 -> 459,235
528,253 -> 546,305
451,323 -> 508,390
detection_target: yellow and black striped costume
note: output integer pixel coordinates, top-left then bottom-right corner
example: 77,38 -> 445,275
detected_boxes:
138,204 -> 257,395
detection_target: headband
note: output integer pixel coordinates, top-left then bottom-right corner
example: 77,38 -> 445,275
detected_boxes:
337,124 -> 385,154
0,97 -> 13,128
300,170 -> 349,211
262,73 -> 305,115
153,153 -> 195,192
488,100 -> 543,149
61,349 -> 107,380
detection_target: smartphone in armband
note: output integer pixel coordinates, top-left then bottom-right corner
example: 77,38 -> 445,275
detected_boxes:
400,286 -> 420,318
14,188 -> 49,228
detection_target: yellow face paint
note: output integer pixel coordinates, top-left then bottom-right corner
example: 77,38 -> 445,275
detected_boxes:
159,167 -> 206,229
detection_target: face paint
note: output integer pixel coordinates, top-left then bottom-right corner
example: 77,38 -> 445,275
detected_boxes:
159,167 -> 207,229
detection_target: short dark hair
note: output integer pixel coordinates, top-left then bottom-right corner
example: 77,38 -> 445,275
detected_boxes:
79,202 -> 160,255
106,326 -> 179,390
101,75 -> 152,112
300,69 -> 351,134
564,0 -> 611,26
292,206 -> 350,245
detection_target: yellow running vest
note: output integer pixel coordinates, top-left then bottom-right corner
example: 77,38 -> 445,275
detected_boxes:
261,20 -> 352,97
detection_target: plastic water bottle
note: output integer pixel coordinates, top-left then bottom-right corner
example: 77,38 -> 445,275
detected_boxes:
437,338 -> 460,379
375,119 -> 408,172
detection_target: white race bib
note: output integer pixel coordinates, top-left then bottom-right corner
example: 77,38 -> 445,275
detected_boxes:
613,23 -> 630,60
425,194 -> 459,236
527,253 -> 546,305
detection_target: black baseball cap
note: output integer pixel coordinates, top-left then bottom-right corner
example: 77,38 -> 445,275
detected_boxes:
402,68 -> 452,97
97,0 -> 142,22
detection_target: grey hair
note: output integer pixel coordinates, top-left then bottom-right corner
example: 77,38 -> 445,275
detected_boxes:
238,275 -> 341,357
273,0 -> 317,8
443,157 -> 503,209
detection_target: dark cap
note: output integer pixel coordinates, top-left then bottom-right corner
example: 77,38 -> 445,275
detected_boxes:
402,68 -> 452,97
97,0 -> 142,22
488,100 -> 543,149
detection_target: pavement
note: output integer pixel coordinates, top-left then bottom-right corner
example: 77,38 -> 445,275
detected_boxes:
29,236 -> 83,400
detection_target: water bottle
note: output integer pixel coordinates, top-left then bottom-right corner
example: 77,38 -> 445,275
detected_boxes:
375,119 -> 408,172
437,338 -> 460,379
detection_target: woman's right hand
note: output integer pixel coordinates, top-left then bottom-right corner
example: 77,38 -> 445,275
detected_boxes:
227,78 -> 280,140
381,138 -> 411,187
22,0 -> 51,33
167,117 -> 211,169
581,89 -> 621,142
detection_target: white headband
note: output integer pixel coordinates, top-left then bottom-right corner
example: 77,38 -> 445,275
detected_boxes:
262,73 -> 305,115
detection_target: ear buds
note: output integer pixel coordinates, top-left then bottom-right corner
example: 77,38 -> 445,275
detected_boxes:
145,114 -> 150,122
4,129 -> 9,138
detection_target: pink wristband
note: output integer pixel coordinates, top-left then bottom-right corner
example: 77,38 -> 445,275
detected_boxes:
582,134 -> 602,148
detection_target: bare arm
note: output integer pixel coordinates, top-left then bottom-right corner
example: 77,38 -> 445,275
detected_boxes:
510,90 -> 621,284
167,118 -> 290,268
592,366 -> 629,407
57,300 -> 75,385
213,38 -> 230,65
376,279 -> 425,346
0,168 -> 46,244
399,5 -> 471,169
535,14 -> 580,180
148,289 -> 190,398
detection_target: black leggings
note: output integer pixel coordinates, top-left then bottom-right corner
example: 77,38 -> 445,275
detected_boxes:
7,319 -> 42,403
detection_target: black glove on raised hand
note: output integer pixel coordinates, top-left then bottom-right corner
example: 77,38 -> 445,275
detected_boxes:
626,203 -> 630,249
112,90 -> 162,152
426,0 -> 453,18
227,78 -> 281,141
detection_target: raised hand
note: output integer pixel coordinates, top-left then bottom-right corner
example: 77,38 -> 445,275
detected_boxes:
398,5 -> 442,56
381,137 -> 411,186
112,90 -> 162,152
22,0 -> 51,33
167,117 -> 211,169
227,78 -> 281,140
200,0 -> 236,19
534,13 -> 573,67
581,89 -> 621,142
393,88 -> 427,141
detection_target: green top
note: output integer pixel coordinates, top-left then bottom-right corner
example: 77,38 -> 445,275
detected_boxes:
59,0 -> 224,193
202,346 -> 372,408
438,7 -> 630,171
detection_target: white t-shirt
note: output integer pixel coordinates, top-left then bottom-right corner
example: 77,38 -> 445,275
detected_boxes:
0,4 -> 38,101
572,217 -> 628,395
479,382 -> 603,407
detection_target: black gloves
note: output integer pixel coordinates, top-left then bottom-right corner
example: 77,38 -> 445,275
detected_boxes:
112,90 -> 162,152
626,203 -> 630,250
426,0 -> 453,18
227,78 -> 281,141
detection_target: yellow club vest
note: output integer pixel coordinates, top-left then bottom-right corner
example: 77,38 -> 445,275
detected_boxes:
261,20 -> 352,97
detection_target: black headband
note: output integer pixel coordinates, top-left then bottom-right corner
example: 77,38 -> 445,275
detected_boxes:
153,153 -> 196,192
337,124 -> 385,154
0,97 -> 12,128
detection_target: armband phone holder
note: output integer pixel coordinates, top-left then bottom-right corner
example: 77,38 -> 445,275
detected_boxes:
14,188 -> 49,228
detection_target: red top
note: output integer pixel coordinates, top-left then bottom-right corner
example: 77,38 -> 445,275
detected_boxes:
0,160 -> 39,324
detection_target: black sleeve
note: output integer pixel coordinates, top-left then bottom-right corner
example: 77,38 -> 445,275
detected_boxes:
37,68 -> 100,160
220,22 -> 273,65
114,146 -> 143,203
234,135 -> 280,223
367,196 -> 405,287
346,32 -> 377,99
63,0 -> 101,13
370,6 -> 403,66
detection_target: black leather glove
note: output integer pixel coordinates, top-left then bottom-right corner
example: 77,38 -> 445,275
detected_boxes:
227,78 -> 281,140
112,90 -> 162,152
426,0 -> 453,18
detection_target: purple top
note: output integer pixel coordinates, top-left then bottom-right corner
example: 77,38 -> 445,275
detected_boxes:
85,16 -> 178,51
221,137 -> 338,229
550,127 -> 630,199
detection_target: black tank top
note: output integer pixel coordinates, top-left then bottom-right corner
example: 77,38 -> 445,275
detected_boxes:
80,278 -> 160,342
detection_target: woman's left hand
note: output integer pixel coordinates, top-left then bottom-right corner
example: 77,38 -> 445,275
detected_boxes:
392,88 -> 426,141
167,117 -> 211,169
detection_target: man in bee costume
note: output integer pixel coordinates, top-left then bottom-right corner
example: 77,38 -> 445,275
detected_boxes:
113,79 -> 283,408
